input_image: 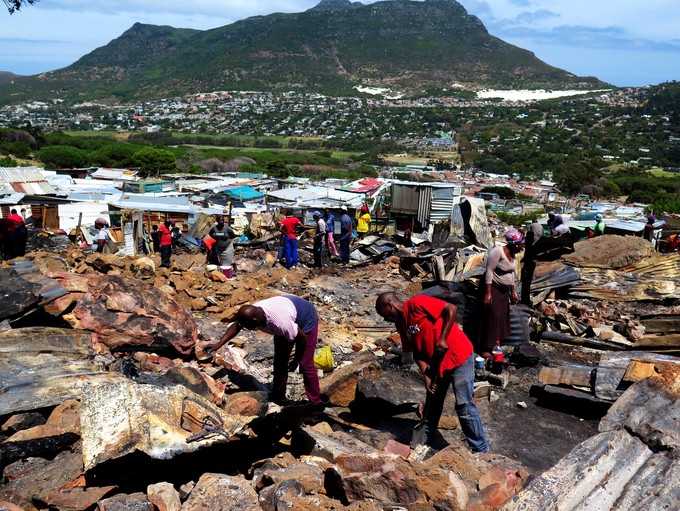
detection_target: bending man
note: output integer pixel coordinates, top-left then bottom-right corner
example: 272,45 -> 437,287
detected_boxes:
207,294 -> 323,406
375,292 -> 489,453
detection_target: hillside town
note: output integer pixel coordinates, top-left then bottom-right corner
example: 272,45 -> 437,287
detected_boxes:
0,87 -> 657,153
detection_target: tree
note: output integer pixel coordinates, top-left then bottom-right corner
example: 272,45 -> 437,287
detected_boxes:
36,145 -> 88,169
131,147 -> 177,177
4,0 -> 37,14
88,143 -> 137,168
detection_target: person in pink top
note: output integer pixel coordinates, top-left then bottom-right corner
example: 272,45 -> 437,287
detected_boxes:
476,230 -> 524,358
207,294 -> 322,406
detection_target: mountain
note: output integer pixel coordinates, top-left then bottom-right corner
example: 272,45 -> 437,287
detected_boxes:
0,0 -> 608,104
0,71 -> 23,85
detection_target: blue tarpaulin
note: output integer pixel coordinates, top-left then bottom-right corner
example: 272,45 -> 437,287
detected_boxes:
222,186 -> 264,201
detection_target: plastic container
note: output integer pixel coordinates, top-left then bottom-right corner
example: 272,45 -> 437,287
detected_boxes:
313,346 -> 335,372
491,341 -> 504,374
206,264 -> 218,273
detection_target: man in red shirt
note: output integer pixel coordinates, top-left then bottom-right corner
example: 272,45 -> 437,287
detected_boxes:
376,292 -> 489,453
2,209 -> 28,260
280,209 -> 302,269
158,220 -> 173,268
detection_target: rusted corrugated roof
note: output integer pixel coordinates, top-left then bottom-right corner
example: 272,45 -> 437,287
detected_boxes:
0,167 -> 55,195
569,253 -> 680,301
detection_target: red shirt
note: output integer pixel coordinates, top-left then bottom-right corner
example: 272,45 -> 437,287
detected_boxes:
280,216 -> 302,239
398,295 -> 473,376
158,225 -> 172,246
6,214 -> 24,232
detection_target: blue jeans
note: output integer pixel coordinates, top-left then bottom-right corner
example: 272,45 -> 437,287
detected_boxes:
339,233 -> 351,264
284,237 -> 298,268
426,353 -> 489,453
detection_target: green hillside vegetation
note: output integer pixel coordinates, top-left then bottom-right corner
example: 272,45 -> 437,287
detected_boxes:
0,129 -> 379,180
0,0 -> 607,105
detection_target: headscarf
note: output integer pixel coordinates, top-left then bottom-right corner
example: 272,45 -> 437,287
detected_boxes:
95,217 -> 109,227
360,205 -> 369,213
647,215 -> 656,223
595,214 -> 603,221
505,229 -> 525,245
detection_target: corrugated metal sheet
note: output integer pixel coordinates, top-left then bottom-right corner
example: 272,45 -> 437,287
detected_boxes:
452,197 -> 493,249
90,168 -> 138,181
391,184 -> 420,215
430,198 -> 454,223
417,187 -> 431,225
507,368 -> 680,511
569,253 -> 680,301
393,184 -> 460,225
266,186 -> 359,204
0,167 -> 55,195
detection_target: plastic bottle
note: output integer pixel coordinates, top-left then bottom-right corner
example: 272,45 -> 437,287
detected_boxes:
491,341 -> 504,374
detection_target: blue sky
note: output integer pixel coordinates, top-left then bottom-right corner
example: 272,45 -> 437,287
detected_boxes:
1,0 -> 679,87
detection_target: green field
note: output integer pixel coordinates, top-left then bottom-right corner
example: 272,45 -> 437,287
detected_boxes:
649,169 -> 678,177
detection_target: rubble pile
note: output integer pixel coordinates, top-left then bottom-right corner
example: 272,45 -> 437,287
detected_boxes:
1,228 -> 678,510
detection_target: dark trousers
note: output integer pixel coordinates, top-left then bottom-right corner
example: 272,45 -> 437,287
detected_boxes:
272,325 -> 321,404
339,233 -> 351,264
4,226 -> 27,259
160,244 -> 172,268
313,236 -> 323,267
520,258 -> 536,306
425,354 -> 489,453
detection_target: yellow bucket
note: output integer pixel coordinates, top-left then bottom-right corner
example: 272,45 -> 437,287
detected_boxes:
206,264 -> 218,273
313,346 -> 335,372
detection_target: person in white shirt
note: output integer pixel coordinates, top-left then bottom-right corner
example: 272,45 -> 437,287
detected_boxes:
92,217 -> 112,253
312,211 -> 326,268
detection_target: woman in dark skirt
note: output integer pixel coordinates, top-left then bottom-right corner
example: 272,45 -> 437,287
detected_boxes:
476,230 -> 524,358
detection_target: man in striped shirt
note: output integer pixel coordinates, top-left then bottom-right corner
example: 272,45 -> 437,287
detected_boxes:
207,295 -> 322,405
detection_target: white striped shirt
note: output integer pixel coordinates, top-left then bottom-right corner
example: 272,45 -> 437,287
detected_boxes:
254,296 -> 299,341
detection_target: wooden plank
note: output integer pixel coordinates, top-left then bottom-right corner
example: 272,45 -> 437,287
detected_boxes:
634,334 -> 680,349
539,365 -> 594,388
639,315 -> 680,334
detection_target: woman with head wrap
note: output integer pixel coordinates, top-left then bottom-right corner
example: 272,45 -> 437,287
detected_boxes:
92,217 -> 114,254
356,205 -> 371,239
209,215 -> 236,279
475,230 -> 524,358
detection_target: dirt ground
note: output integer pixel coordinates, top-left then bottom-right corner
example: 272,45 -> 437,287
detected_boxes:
17,241 -> 606,481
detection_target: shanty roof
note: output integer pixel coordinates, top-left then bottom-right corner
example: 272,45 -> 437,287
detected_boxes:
108,193 -> 224,215
266,186 -> 362,207
606,219 -> 666,233
90,168 -> 139,181
222,185 -> 264,201
0,167 -> 55,195
175,177 -> 247,193
343,177 -> 385,194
